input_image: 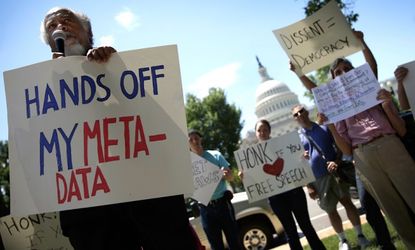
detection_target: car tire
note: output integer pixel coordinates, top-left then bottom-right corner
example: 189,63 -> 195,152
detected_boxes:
238,219 -> 274,250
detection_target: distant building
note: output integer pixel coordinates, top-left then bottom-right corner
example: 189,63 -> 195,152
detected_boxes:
241,58 -> 303,146
240,59 -> 401,147
379,77 -> 398,96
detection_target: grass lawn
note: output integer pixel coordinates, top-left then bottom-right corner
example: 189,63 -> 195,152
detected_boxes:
303,219 -> 406,250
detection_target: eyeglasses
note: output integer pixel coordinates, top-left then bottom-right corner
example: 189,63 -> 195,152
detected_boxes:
292,108 -> 305,118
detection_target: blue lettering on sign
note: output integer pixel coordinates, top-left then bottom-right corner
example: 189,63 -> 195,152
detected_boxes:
24,65 -> 165,119
120,65 -> 165,99
24,73 -> 110,119
39,124 -> 78,176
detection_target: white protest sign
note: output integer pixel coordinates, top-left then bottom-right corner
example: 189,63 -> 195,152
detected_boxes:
400,60 -> 415,116
312,63 -> 381,123
191,152 -> 223,205
4,45 -> 194,216
234,132 -> 315,203
0,212 -> 73,250
273,0 -> 362,75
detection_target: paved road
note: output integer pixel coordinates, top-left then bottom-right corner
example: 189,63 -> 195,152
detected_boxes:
306,187 -> 361,232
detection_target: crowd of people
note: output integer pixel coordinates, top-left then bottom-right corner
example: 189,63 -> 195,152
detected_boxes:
288,29 -> 415,249
3,4 -> 414,250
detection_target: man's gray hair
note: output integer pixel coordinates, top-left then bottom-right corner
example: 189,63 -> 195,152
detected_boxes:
291,104 -> 305,112
40,7 -> 93,46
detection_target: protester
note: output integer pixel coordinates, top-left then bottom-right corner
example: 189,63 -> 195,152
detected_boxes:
291,104 -> 369,250
247,119 -> 326,250
41,7 -> 197,249
394,66 -> 411,112
318,113 -> 396,250
329,45 -> 415,250
188,129 -> 240,250
290,29 -> 415,249
394,66 -> 415,160
392,66 -> 415,224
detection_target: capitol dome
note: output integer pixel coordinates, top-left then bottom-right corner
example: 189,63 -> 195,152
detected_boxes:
255,57 -> 301,137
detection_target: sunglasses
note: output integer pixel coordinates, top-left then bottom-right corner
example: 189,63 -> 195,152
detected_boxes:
292,108 -> 305,118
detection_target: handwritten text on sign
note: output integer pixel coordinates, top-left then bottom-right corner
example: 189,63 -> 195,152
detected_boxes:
234,132 -> 315,202
4,45 -> 194,216
191,152 -> 223,205
0,212 -> 73,250
273,0 -> 362,75
312,63 -> 381,123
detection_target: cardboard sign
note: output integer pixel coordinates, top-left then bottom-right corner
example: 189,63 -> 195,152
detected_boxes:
312,63 -> 381,123
273,0 -> 362,75
234,132 -> 315,202
0,212 -> 73,250
190,152 -> 223,205
4,45 -> 194,216
400,60 -> 415,116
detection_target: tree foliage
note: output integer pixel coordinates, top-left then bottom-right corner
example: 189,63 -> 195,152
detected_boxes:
304,0 -> 358,24
0,141 -> 10,216
185,88 -> 244,190
303,0 -> 358,100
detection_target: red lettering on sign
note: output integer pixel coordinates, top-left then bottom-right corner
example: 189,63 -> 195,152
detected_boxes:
56,166 -> 110,204
83,115 -> 150,165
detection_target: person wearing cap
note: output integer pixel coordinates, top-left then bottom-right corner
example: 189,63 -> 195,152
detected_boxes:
291,29 -> 415,249
41,7 -> 197,249
188,129 -> 241,250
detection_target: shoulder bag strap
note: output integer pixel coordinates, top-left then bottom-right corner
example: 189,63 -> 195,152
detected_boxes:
302,132 -> 327,160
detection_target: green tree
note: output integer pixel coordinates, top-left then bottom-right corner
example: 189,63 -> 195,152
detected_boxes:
304,0 -> 358,24
303,0 -> 359,101
0,141 -> 10,216
185,88 -> 244,190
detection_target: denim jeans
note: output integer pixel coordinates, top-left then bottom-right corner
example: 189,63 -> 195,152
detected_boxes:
199,198 -> 240,250
268,187 -> 325,250
356,174 -> 396,250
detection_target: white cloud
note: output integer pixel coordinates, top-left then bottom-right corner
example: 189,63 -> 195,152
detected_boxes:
115,9 -> 140,31
98,35 -> 115,47
188,62 -> 242,98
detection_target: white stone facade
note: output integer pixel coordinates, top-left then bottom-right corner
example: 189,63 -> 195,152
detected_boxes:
241,58 -> 302,146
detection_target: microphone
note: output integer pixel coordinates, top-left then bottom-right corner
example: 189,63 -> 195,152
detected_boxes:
52,30 -> 66,56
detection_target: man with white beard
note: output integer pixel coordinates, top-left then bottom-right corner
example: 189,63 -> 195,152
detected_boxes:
40,7 -> 198,250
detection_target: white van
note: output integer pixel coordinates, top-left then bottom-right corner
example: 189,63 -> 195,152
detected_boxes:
187,192 -> 285,250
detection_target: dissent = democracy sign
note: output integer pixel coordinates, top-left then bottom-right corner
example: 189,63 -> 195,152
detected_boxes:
273,0 -> 362,75
3,45 -> 194,216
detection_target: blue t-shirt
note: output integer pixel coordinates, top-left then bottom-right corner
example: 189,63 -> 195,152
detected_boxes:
202,150 -> 230,200
299,123 -> 337,179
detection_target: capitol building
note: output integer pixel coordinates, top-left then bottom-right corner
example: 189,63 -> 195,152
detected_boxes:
241,58 -> 303,145
241,58 -> 402,146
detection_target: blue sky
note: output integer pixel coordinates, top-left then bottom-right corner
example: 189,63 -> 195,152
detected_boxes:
1,0 -> 414,141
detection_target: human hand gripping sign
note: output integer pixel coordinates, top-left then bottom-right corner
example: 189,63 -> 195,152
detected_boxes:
221,167 -> 234,182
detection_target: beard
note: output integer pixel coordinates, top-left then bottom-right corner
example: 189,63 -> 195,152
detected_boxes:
65,43 -> 87,56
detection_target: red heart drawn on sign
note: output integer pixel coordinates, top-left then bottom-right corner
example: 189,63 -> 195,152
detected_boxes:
263,157 -> 284,176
